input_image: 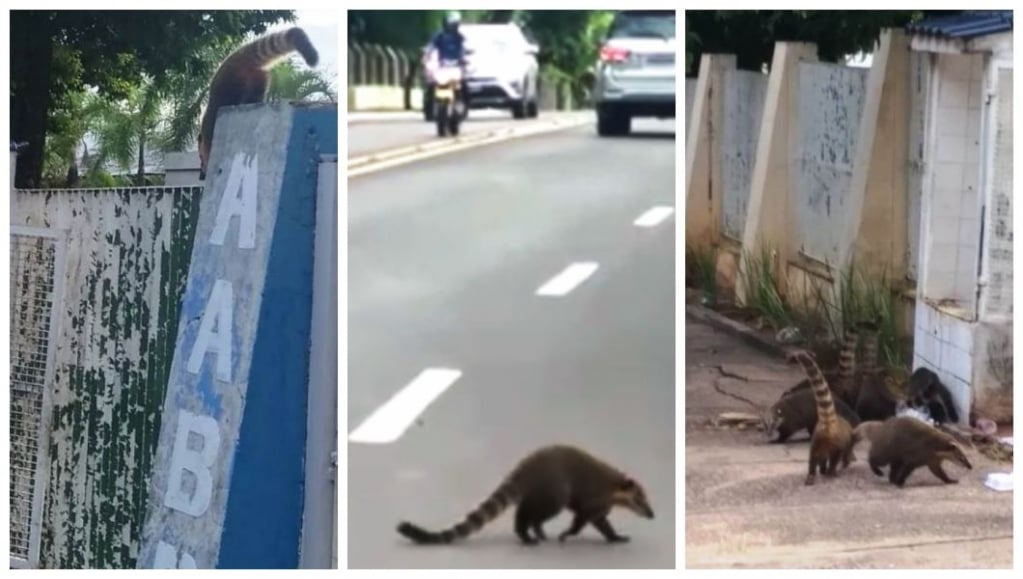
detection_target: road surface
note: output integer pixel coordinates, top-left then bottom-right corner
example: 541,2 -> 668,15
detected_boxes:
347,117 -> 677,569
349,109 -> 584,158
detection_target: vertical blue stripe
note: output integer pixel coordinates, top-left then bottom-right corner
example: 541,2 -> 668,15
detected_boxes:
217,106 -> 337,568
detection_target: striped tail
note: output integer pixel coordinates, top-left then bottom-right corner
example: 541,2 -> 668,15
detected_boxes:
789,351 -> 838,431
857,320 -> 880,377
243,27 -> 318,69
835,325 -> 860,397
397,480 -> 519,545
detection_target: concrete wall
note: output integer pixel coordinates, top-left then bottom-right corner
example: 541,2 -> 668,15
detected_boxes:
347,85 -> 423,112
12,186 -> 202,568
164,151 -> 201,187
721,70 -> 768,241
137,102 -> 336,569
905,51 -> 930,281
686,35 -> 916,312
685,78 -> 697,123
794,62 -> 869,265
918,53 -> 985,314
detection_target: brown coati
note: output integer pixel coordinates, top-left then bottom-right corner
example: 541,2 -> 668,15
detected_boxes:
787,350 -> 856,485
906,367 -> 959,425
198,27 -> 319,179
767,388 -> 862,443
780,325 -> 860,406
853,417 -> 973,487
770,325 -> 861,442
396,444 -> 654,546
852,320 -> 898,422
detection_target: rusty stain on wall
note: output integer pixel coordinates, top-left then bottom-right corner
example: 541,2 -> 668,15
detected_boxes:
12,186 -> 202,568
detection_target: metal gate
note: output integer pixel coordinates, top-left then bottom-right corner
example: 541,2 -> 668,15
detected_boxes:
9,226 -> 65,568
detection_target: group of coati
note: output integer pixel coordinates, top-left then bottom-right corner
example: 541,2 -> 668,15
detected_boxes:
769,320 -> 972,487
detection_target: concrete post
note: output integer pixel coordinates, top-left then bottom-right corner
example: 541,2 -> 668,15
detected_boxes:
737,43 -> 819,304
685,54 -> 735,248
842,29 -> 911,283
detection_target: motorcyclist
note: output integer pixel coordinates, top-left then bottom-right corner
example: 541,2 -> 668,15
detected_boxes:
427,11 -> 469,108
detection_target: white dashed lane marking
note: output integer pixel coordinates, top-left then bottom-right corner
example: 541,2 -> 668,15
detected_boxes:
633,205 -> 675,227
348,368 -> 463,444
535,262 -> 599,297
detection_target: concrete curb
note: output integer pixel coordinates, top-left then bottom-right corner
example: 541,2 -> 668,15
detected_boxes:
685,303 -> 794,360
347,115 -> 593,178
347,111 -> 422,125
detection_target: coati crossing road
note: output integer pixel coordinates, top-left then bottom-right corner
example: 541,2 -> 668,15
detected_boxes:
396,444 -> 655,545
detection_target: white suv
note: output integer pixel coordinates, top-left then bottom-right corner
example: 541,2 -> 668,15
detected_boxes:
593,10 -> 676,136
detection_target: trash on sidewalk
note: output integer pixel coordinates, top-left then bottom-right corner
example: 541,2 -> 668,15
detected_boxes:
713,412 -> 764,431
984,472 -> 1013,492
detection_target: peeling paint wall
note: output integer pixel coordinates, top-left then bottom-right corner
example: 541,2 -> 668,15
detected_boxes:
906,51 -> 930,281
972,65 -> 1012,421
721,69 -> 768,241
12,186 -> 202,568
794,62 -> 868,264
980,66 -> 1013,320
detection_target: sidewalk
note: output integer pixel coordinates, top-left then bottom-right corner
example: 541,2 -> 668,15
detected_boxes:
684,312 -> 1013,569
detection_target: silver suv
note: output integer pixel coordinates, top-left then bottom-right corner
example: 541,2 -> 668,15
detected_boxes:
593,10 -> 676,136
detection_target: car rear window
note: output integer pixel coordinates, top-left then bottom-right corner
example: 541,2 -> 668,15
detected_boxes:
608,12 -> 676,40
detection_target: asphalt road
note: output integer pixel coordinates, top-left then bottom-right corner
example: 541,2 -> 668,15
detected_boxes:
347,118 -> 677,569
348,109 -> 582,158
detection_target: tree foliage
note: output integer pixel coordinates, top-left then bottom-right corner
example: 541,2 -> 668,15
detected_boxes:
11,10 -> 293,187
348,9 -> 614,100
684,10 -> 948,76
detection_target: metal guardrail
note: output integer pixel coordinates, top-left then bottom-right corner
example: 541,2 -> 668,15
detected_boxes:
347,43 -> 419,87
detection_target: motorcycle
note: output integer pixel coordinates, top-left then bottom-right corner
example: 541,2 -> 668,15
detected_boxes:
429,58 -> 467,137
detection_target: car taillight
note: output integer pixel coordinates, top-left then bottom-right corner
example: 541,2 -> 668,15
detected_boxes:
600,45 -> 630,63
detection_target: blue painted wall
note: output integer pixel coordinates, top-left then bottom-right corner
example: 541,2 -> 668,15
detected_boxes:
217,106 -> 337,569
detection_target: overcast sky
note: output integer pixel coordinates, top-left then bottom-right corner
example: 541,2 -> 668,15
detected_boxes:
267,9 -> 339,85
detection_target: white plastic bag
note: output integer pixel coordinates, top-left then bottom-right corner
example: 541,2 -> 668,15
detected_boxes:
984,472 -> 1013,492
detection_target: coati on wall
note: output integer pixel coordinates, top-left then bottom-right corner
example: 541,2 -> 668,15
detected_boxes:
396,444 -> 654,545
852,320 -> 898,422
787,350 -> 856,485
905,367 -> 959,425
198,27 -> 319,180
853,416 -> 972,487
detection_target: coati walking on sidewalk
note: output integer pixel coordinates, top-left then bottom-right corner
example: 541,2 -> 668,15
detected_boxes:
853,417 -> 972,487
787,350 -> 856,485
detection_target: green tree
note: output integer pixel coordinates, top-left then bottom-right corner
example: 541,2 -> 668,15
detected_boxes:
348,10 -> 446,52
85,79 -> 165,186
11,10 -> 292,188
684,10 -> 948,76
267,61 -> 338,103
